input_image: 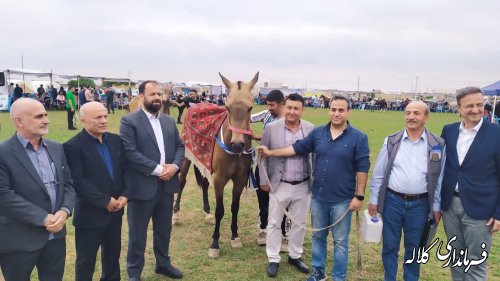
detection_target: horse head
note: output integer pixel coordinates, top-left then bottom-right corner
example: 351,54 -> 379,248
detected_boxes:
219,72 -> 259,153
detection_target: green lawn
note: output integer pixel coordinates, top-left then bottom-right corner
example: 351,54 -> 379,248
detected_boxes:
0,106 -> 498,281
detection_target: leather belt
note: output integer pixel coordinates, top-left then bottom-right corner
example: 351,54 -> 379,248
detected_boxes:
388,188 -> 428,201
453,191 -> 460,197
281,177 -> 309,185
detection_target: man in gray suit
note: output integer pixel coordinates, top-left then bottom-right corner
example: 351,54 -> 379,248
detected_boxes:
259,94 -> 314,278
120,80 -> 185,280
0,98 -> 75,281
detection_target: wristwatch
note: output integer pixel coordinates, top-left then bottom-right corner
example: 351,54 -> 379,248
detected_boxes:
354,194 -> 365,201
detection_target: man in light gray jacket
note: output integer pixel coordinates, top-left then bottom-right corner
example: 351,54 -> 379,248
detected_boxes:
259,93 -> 314,278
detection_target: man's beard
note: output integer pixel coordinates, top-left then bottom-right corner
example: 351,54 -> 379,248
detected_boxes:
144,100 -> 161,113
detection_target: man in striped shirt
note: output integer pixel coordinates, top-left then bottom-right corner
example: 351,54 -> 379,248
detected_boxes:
250,89 -> 286,247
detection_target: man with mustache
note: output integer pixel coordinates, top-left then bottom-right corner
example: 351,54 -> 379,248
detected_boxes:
369,101 -> 445,281
440,87 -> 500,280
120,81 -> 185,280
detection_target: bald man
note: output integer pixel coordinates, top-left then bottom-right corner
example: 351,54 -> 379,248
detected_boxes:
0,98 -> 75,281
63,102 -> 127,281
369,101 -> 446,281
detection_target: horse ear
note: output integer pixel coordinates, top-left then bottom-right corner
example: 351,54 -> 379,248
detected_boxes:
219,72 -> 232,90
248,71 -> 259,89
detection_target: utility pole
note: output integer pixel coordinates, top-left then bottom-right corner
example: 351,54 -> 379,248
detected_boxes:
415,76 -> 419,100
21,55 -> 26,92
357,77 -> 360,99
128,71 -> 131,94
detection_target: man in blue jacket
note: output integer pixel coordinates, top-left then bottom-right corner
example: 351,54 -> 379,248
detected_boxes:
441,87 -> 500,280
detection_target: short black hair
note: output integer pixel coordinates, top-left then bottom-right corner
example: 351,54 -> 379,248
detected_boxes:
266,89 -> 285,103
330,95 -> 350,110
139,80 -> 159,94
189,89 -> 198,94
285,93 -> 304,106
456,87 -> 483,105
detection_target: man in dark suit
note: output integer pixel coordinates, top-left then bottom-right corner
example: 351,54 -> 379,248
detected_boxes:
441,87 -> 500,280
0,98 -> 75,281
64,102 -> 127,281
120,80 -> 185,280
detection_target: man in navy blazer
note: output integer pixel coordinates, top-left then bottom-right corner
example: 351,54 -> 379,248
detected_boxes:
441,87 -> 500,280
64,102 -> 127,281
0,98 -> 75,281
120,80 -> 185,280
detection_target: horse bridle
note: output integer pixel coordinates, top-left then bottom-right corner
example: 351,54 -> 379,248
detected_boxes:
215,118 -> 255,156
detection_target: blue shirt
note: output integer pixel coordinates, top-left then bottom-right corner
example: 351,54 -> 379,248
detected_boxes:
84,131 -> 114,181
292,123 -> 370,203
369,129 -> 445,211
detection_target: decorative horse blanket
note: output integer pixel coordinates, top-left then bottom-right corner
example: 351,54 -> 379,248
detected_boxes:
181,103 -> 228,179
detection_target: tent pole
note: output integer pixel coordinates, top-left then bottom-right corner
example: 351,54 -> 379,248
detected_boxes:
493,95 -> 498,124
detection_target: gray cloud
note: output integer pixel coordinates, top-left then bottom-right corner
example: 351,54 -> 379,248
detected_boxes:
1,0 -> 499,91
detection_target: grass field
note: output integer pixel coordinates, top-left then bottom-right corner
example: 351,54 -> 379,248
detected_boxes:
0,105 -> 498,281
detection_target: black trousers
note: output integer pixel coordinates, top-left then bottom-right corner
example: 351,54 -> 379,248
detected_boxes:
67,108 -> 74,129
75,216 -> 122,281
106,100 -> 114,113
127,186 -> 174,278
177,107 -> 184,123
0,238 -> 66,281
255,165 -> 287,236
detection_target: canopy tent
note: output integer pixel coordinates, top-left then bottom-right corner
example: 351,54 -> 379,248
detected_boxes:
482,81 -> 500,123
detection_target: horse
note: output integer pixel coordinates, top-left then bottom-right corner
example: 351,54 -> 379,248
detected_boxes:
320,94 -> 331,108
180,72 -> 258,258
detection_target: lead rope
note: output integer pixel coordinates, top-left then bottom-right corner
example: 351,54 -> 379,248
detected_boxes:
261,154 -> 362,272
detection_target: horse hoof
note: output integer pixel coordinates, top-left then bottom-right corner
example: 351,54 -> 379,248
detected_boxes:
172,213 -> 179,225
205,214 -> 215,225
208,248 -> 220,259
231,238 -> 243,248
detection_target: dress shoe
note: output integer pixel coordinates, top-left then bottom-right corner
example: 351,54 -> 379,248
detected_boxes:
155,263 -> 183,279
68,127 -> 77,130
267,262 -> 279,277
288,257 -> 309,273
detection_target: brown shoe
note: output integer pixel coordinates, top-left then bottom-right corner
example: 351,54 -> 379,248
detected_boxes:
257,230 -> 266,246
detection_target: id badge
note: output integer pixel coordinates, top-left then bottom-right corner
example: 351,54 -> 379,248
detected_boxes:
430,144 -> 442,161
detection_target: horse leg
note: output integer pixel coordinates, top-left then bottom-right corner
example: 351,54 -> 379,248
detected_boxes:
208,176 -> 228,258
230,176 -> 247,248
194,166 -> 213,224
172,158 -> 191,225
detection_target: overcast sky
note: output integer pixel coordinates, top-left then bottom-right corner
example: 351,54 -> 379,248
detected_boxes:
1,0 -> 499,92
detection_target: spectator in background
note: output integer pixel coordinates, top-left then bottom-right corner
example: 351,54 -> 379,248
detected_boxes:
8,83 -> 14,97
57,92 -> 66,108
85,86 -> 93,104
66,86 -> 77,130
37,84 -> 45,100
42,92 -> 51,110
13,84 -> 23,104
50,85 -> 58,103
106,87 -> 115,114
78,86 -> 87,107
175,93 -> 185,124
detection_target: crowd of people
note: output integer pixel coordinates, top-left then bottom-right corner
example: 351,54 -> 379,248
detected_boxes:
0,82 -> 498,281
7,83 -> 130,112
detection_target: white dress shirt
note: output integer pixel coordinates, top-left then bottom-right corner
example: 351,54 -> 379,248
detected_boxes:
142,108 -> 166,176
455,118 -> 483,191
